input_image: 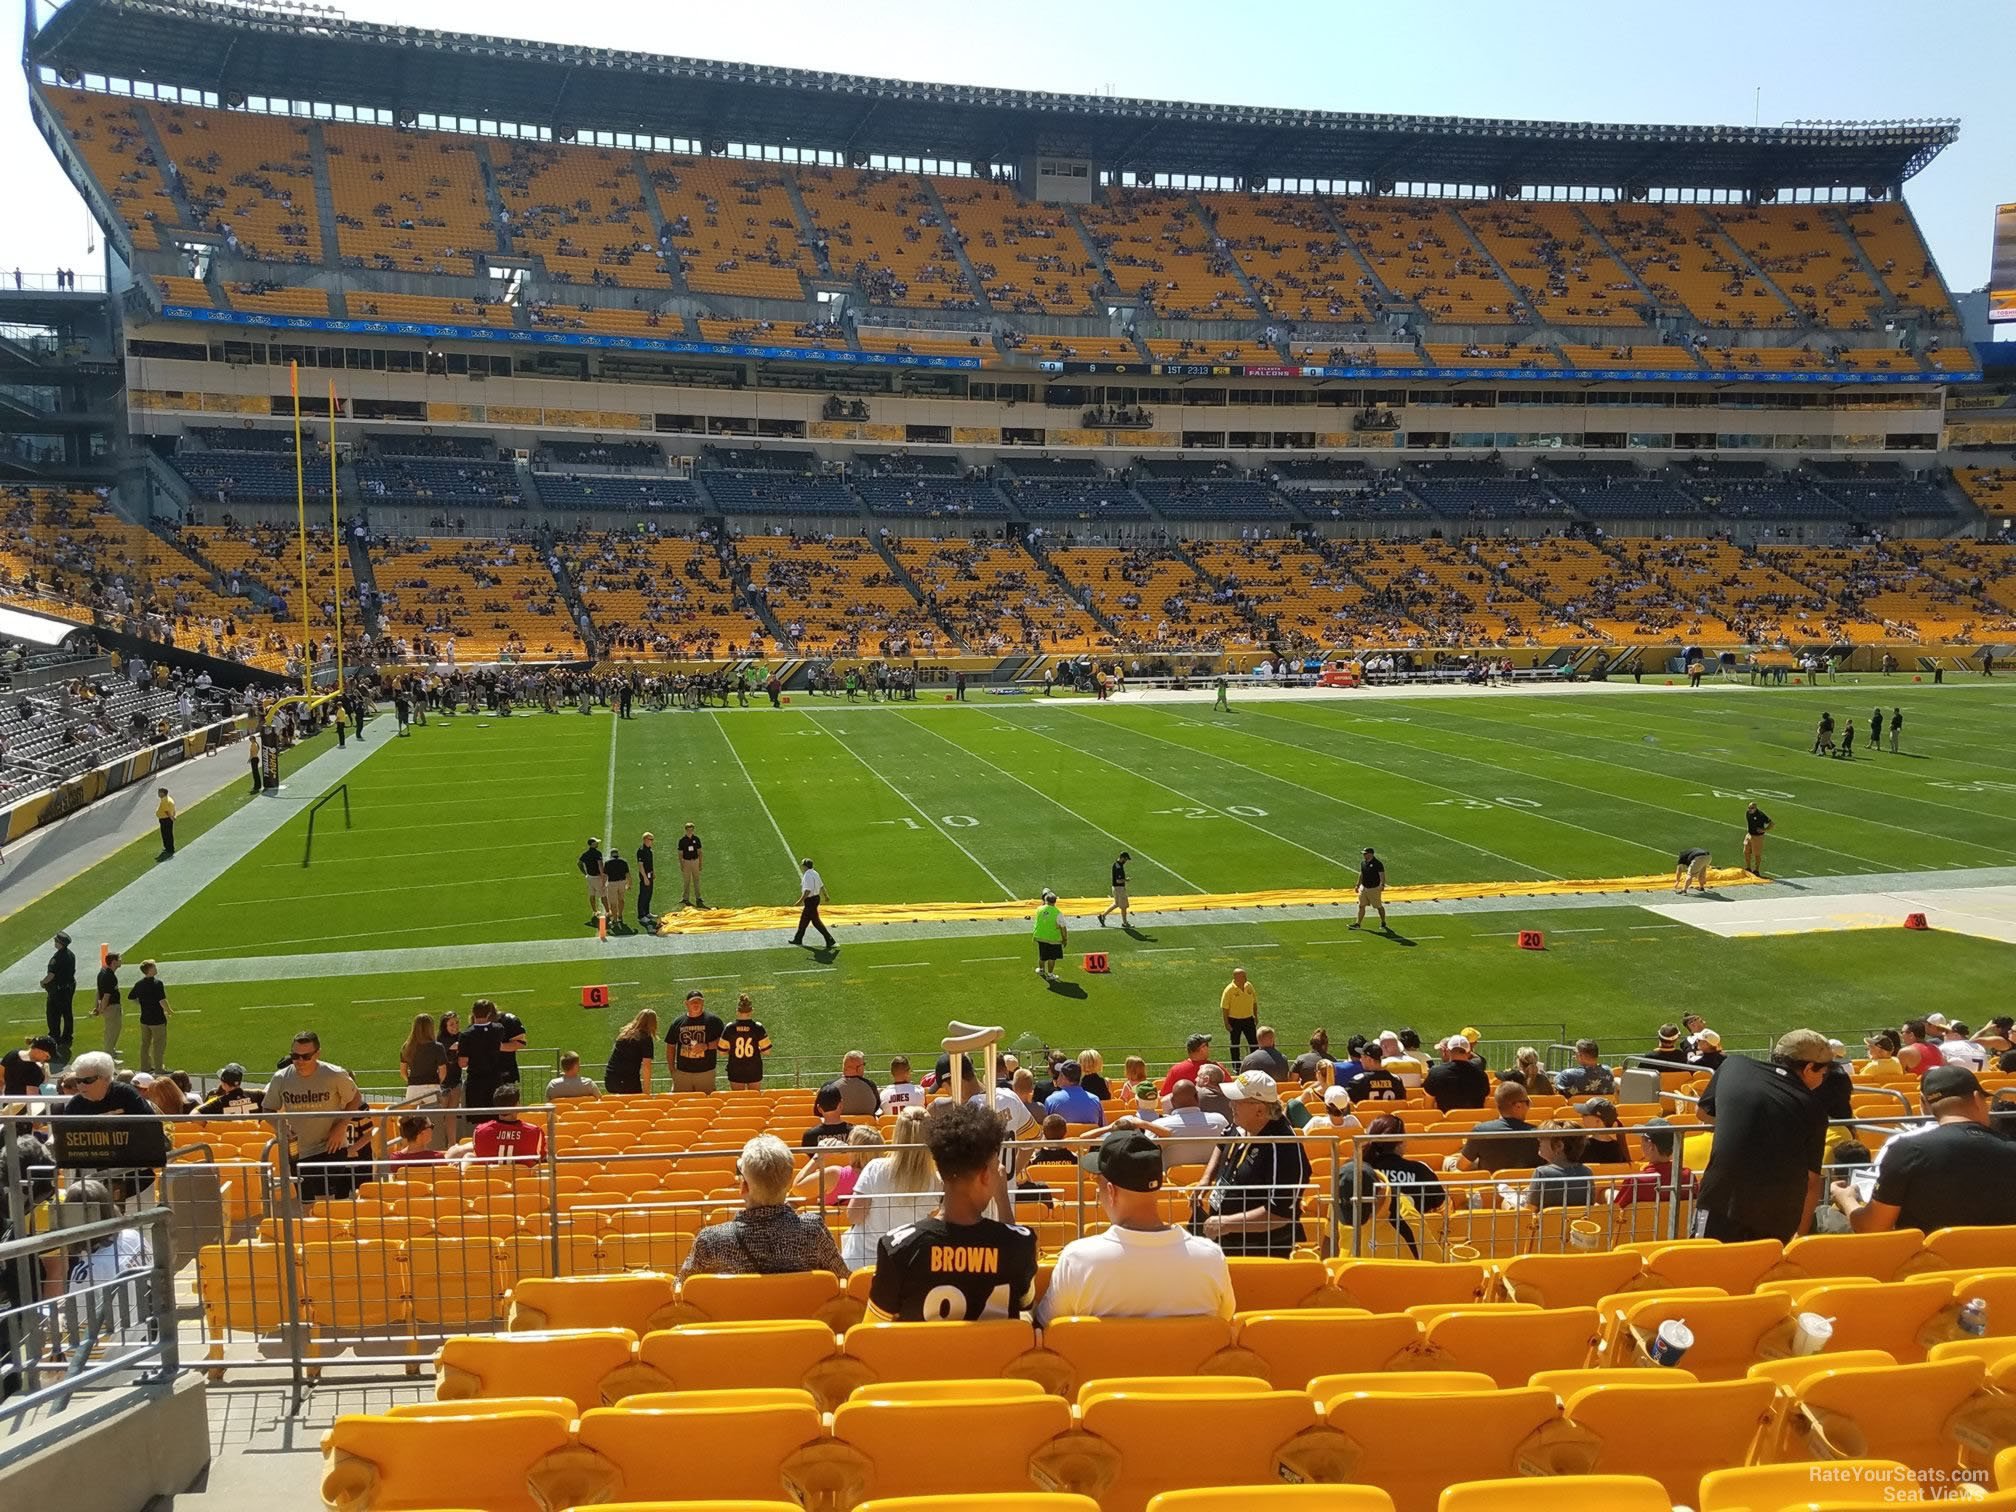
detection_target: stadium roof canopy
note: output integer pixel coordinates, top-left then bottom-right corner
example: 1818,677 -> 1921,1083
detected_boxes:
28,0 -> 1960,192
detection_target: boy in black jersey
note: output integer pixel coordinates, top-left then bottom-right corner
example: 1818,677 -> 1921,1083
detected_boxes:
722,993 -> 772,1090
1097,851 -> 1131,929
866,1100 -> 1037,1322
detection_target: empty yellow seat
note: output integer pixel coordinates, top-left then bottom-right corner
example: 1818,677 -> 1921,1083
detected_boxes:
799,1393 -> 1073,1505
1636,1237 -> 1782,1293
1780,1228 -> 1928,1283
1225,1257 -> 1332,1312
1497,1251 -> 1645,1308
1419,1306 -> 1600,1386
1328,1260 -> 1482,1312
1796,1357 -> 2014,1474
1310,1370 -> 1497,1402
1528,1365 -> 1695,1396
509,1273 -> 679,1334
838,1319 -> 1039,1389
847,1379 -> 1049,1403
386,1396 -> 576,1419
321,1410 -> 572,1512
436,1328 -> 640,1412
1438,1476 -> 1669,1512
1230,1311 -> 1419,1390
1056,1390 -> 1320,1512
569,1401 -> 827,1503
1697,1458 -> 1917,1511
857,1498 -> 1102,1512
1558,1377 -> 1775,1501
1322,1388 -> 1569,1512
638,1320 -> 840,1400
1148,1491 -> 1395,1512
1614,1291 -> 1791,1380
677,1271 -> 841,1323
1032,1316 -> 1234,1395
1911,1226 -> 2016,1276
1781,1277 -> 1953,1361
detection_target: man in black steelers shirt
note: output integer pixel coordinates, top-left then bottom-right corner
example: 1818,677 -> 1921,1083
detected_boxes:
1097,851 -> 1131,930
676,822 -> 706,909
866,1100 -> 1037,1322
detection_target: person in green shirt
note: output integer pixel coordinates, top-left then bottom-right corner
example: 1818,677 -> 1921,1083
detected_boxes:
1214,673 -> 1230,712
1033,888 -> 1067,984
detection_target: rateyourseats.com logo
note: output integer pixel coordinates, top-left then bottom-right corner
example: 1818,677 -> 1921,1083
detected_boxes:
1801,1464 -> 1989,1501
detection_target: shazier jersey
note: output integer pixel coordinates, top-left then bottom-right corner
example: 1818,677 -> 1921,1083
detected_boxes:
865,1216 -> 1038,1322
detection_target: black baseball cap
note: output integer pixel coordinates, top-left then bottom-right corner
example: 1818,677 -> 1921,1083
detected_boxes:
1185,1032 -> 1213,1051
28,1036 -> 56,1055
217,1062 -> 246,1085
1923,1066 -> 1984,1102
1079,1130 -> 1164,1192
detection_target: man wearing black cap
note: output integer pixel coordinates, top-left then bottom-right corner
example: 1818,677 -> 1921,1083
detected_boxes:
1035,1130 -> 1232,1322
41,932 -> 76,1057
1,1037 -> 55,1095
196,1064 -> 264,1115
1694,1028 -> 1835,1243
1831,1067 -> 2016,1234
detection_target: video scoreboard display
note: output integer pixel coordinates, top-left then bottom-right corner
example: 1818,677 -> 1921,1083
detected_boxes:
1993,202 -> 2016,323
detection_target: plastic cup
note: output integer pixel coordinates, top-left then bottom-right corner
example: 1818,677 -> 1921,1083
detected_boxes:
1649,1319 -> 1693,1366
1568,1219 -> 1604,1252
1792,1311 -> 1835,1356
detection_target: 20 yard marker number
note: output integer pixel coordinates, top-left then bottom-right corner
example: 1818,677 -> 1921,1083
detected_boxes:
1151,805 -> 1270,819
1428,796 -> 1543,811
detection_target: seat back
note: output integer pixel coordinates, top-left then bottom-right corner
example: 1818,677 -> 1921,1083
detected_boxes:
1439,1475 -> 1671,1512
1562,1377 -> 1775,1501
1073,1391 -> 1319,1512
1323,1388 -> 1564,1512
1143,1489 -> 1396,1511
637,1319 -> 839,1397
1421,1306 -> 1601,1386
1329,1259 -> 1482,1312
1616,1291 -> 1790,1380
1498,1251 -> 1645,1308
826,1394 -> 1073,1503
1036,1316 -> 1234,1394
320,1410 -> 572,1512
679,1270 -> 841,1322
507,1272 -> 677,1334
1637,1237 -> 1781,1292
1697,1457 -> 1917,1512
1781,1228 -> 1928,1282
1795,1357 -> 1990,1472
1224,1256 -> 1331,1311
570,1401 -> 826,1503
435,1327 -> 637,1412
1911,1226 -> 2016,1277
840,1318 -> 1039,1385
1231,1311 -> 1420,1390
1785,1277 -> 1954,1361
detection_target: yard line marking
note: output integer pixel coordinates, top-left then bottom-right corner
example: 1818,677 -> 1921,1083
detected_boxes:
470,988 -> 535,996
867,962 -> 932,970
229,869 -> 563,905
236,1002 -> 315,1011
1305,939 -> 1359,945
1138,946 -> 1195,953
264,838 -> 562,867
675,974 -> 738,983
1474,930 -> 1524,937
990,712 -> 1362,881
1554,927 -> 1606,934
708,715 -> 797,869
960,956 -> 1019,963
1196,706 -> 1662,871
778,966 -> 836,975
1630,924 -> 1682,931
897,712 -> 1207,894
803,715 -> 1016,900
1411,933 -> 1444,939
188,910 -> 569,955
603,705 -> 619,843
352,995 -> 424,1004
1240,943 -> 1282,949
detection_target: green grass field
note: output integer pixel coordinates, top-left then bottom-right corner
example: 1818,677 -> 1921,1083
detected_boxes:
10,681 -> 2016,1086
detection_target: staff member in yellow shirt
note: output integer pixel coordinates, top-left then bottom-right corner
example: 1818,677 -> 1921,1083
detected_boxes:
154,788 -> 176,857
1220,967 -> 1258,1057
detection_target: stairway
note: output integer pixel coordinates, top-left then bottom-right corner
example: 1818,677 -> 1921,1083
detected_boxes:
539,527 -> 600,656
631,153 -> 691,295
1698,208 -> 1802,324
472,141 -> 513,257
719,536 -> 792,651
1825,206 -> 1916,334
917,177 -> 993,314
1449,205 -> 1535,320
344,515 -> 384,637
781,168 -> 835,279
304,123 -> 346,267
1316,200 -> 1404,310
129,103 -> 203,234
1020,533 -> 1120,640
870,532 -> 972,652
1184,193 -> 1275,327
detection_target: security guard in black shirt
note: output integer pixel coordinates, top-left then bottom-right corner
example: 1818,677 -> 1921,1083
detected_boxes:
636,832 -> 657,925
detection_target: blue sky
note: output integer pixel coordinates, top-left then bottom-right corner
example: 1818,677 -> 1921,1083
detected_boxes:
4,0 -> 2009,292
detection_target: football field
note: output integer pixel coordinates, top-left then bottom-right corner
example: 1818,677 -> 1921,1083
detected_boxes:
7,678 -> 2016,1086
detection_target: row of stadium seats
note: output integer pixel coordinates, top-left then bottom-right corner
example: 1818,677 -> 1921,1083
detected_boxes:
49,88 -> 1959,331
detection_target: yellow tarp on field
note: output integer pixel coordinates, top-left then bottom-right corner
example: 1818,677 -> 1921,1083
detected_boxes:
651,868 -> 1762,935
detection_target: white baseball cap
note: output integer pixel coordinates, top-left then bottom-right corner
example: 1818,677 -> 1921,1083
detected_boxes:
1221,1070 -> 1281,1104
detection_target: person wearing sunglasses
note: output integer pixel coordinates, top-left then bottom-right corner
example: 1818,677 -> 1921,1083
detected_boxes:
60,1052 -> 151,1117
262,1032 -> 362,1197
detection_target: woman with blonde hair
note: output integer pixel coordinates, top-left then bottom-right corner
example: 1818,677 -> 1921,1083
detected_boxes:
842,1107 -> 941,1269
399,1014 -> 447,1108
1514,1047 -> 1552,1096
797,1123 -> 880,1200
604,1009 -> 658,1095
1077,1049 -> 1110,1101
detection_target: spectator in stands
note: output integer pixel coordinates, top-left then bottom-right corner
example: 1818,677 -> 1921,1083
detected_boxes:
545,1052 -> 598,1101
194,1063 -> 261,1116
722,995 -> 769,1090
1043,1061 -> 1103,1126
842,1106 -> 940,1270
880,1055 -> 926,1112
1899,1019 -> 1948,1077
1342,1043 -> 1405,1104
1941,1023 -> 1988,1073
1379,1030 -> 1426,1087
1195,1072 -> 1309,1257
681,1133 -> 848,1280
667,990 -> 723,1093
1555,1040 -> 1616,1097
457,999 -> 524,1113
1110,1077 -> 1227,1171
1861,1029 -> 1904,1076
1291,1029 -> 1332,1085
1309,1086 -> 1364,1141
263,1032 -> 362,1200
801,1083 -> 852,1149
604,1010 -> 657,1096
1523,1120 -> 1595,1209
1645,1023 -> 1688,1066
1240,1025 -> 1291,1082
1449,1082 -> 1541,1173
1077,1050 -> 1111,1101
1511,1047 -> 1553,1094
1609,1118 -> 1693,1208
399,1013 -> 448,1108
1359,1113 -> 1446,1214
389,1115 -> 444,1167
1158,1033 -> 1221,1096
1037,1130 -> 1233,1323
1426,1035 -> 1491,1112
1193,1063 -> 1234,1124
1695,1028 -> 1836,1243
1576,1099 -> 1631,1164
866,1101 -> 1037,1320
1831,1068 -> 2016,1232
1689,1029 -> 1727,1074
822,1050 -> 881,1117
1,1037 -> 54,1096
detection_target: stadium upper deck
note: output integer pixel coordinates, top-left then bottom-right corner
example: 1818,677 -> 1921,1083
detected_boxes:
24,0 -> 1973,386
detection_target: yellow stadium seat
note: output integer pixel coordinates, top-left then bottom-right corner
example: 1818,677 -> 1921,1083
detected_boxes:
1328,1260 -> 1482,1313
857,1498 -> 1102,1512
1309,1371 -> 1497,1402
1073,1377 -> 1270,1402
1556,1377 -> 1775,1501
554,1503 -> 803,1512
1780,1229 -> 1928,1283
846,1379 -> 1049,1403
1614,1291 -> 1791,1379
1321,1388 -> 1571,1512
196,1241 -> 299,1361
1438,1476 -> 1670,1512
436,1328 -> 643,1412
1148,1491 -> 1395,1512
794,1394 -> 1073,1505
675,1271 -> 843,1324
1404,1302 -> 1539,1326
1046,1390 -> 1320,1512
1793,1357 -> 2012,1474
1909,1227 -> 2016,1277
408,1238 -> 504,1332
1418,1306 -> 1601,1386
1028,1316 -> 1235,1395
566,1401 -> 827,1504
1497,1251 -> 1645,1308
2003,1443 -> 2016,1489
638,1321 -> 840,1401
386,1396 -> 577,1419
321,1410 -> 573,1512
1697,1457 -> 1917,1511
1528,1365 -> 1696,1396
1931,1335 -> 2016,1385
1636,1238 -> 1782,1293
1228,1311 -> 1419,1391
509,1274 -> 680,1334
835,1319 -> 1041,1394
1226,1257 -> 1333,1311
1781,1277 -> 1953,1361
1746,1349 -> 1901,1459
619,1389 -> 818,1412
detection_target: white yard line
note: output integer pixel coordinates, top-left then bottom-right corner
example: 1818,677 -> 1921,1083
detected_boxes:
603,708 -> 619,843
710,715 -> 798,869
